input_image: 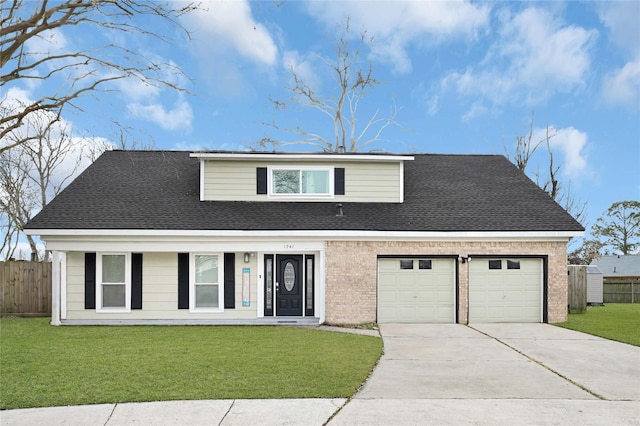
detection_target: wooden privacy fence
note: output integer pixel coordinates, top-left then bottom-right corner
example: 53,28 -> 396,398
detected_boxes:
603,279 -> 640,303
567,265 -> 587,314
0,261 -> 52,316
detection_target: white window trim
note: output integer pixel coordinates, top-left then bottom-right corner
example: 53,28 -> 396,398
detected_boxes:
267,166 -> 334,198
189,252 -> 224,313
96,252 -> 131,313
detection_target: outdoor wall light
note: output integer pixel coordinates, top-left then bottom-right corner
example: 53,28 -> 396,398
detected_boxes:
244,253 -> 251,263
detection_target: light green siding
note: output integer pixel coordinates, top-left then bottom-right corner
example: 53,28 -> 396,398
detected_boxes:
65,252 -> 258,320
202,159 -> 402,202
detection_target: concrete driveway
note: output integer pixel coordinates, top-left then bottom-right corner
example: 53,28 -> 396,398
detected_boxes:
331,324 -> 640,425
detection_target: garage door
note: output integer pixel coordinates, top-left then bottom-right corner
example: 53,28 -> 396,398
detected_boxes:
469,258 -> 543,323
378,258 -> 456,323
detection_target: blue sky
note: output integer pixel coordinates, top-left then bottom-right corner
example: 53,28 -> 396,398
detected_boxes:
6,1 -> 640,248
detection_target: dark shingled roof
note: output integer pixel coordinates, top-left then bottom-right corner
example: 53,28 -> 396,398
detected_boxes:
24,150 -> 584,233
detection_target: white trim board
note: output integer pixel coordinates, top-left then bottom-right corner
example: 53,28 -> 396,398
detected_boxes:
190,152 -> 414,162
26,229 -> 583,240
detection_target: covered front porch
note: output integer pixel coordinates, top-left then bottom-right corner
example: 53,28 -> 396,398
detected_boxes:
43,234 -> 327,326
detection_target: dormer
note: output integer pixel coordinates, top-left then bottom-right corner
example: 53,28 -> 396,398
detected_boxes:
189,152 -> 414,203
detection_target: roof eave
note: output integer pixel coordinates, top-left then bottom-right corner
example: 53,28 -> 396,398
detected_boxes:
25,228 -> 584,240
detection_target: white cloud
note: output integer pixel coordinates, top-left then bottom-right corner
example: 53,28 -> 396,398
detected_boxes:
127,98 -> 193,130
597,2 -> 640,110
602,56 -> 640,109
438,7 -> 597,114
304,1 -> 490,74
183,0 -> 277,66
597,2 -> 640,54
462,102 -> 490,122
498,8 -> 596,90
533,126 -> 589,179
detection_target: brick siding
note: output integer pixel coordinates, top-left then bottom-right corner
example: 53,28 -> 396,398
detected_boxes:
324,240 -> 568,325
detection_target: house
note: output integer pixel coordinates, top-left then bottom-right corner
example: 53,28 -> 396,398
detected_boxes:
591,255 -> 640,279
24,151 -> 584,325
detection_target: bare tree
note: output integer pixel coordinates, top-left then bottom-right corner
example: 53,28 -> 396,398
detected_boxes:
1,0 -> 198,154
506,111 -> 543,172
260,19 -> 399,152
507,112 -> 587,226
1,114 -> 88,260
0,148 -> 36,259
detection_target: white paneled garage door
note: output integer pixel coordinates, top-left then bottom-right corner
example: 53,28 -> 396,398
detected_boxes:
469,258 -> 543,323
378,258 -> 456,323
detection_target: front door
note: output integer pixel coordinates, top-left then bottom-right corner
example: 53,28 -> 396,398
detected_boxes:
276,254 -> 303,316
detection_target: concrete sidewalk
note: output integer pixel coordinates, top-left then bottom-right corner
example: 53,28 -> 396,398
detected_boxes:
0,399 -> 346,426
2,324 -> 639,425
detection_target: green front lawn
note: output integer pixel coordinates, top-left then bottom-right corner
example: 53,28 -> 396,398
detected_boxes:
556,303 -> 640,346
0,318 -> 382,410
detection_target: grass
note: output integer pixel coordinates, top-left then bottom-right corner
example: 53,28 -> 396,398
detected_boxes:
556,303 -> 640,346
0,318 -> 382,410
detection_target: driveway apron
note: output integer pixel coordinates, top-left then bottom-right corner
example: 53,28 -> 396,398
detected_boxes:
471,323 -> 640,401
355,324 -> 595,399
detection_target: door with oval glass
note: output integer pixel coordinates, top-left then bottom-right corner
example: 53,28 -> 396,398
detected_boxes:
276,254 -> 303,316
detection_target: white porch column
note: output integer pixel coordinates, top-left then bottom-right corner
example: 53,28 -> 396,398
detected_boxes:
60,252 -> 67,320
50,251 -> 61,326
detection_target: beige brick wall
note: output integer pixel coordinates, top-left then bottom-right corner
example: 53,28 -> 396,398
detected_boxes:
324,240 -> 568,325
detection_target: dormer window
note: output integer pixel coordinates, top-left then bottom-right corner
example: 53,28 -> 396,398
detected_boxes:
269,167 -> 333,197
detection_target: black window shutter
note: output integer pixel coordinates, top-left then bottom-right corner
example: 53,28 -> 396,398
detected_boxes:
84,253 -> 96,309
335,168 -> 345,195
131,253 -> 143,310
224,253 -> 235,309
257,167 -> 267,194
178,253 -> 189,309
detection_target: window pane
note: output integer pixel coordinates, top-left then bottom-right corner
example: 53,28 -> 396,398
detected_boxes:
273,170 -> 300,194
400,260 -> 414,269
419,260 -> 432,269
302,170 -> 329,194
195,255 -> 218,284
195,284 -> 218,308
507,260 -> 521,270
306,257 -> 314,310
102,284 -> 125,307
266,258 -> 273,311
102,255 -> 125,283
489,260 -> 502,270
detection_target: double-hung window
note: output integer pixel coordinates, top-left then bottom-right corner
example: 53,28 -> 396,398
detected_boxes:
96,253 -> 131,312
269,167 -> 333,197
190,253 -> 223,312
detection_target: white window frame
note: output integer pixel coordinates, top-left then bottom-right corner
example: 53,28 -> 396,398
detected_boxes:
268,166 -> 334,198
189,253 -> 224,313
96,252 -> 131,313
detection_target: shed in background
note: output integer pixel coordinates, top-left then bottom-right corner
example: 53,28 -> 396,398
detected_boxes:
586,265 -> 604,305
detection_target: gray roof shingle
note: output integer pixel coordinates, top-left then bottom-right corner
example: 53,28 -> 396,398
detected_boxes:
24,150 -> 584,232
591,255 -> 640,277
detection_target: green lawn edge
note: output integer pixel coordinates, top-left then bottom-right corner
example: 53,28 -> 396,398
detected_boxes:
555,303 -> 640,346
0,318 -> 383,410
